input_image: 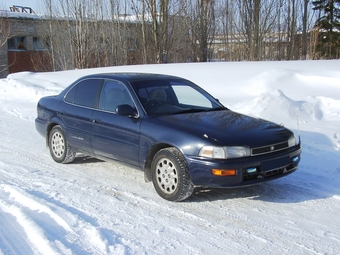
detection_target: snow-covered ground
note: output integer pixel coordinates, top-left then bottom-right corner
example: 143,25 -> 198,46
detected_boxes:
0,60 -> 339,255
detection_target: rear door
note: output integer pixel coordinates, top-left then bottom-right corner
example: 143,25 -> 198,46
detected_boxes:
58,78 -> 103,153
91,79 -> 141,166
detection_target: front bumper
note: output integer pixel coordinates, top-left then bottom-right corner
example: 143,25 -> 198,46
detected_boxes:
186,144 -> 301,188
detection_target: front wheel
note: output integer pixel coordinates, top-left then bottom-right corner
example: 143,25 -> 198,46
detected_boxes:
49,125 -> 76,164
151,148 -> 194,201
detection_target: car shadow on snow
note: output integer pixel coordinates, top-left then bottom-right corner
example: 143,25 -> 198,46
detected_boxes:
71,155 -> 104,164
186,178 -> 329,204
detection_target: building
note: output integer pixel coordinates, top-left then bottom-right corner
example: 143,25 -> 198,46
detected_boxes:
0,6 -> 52,78
0,5 -> 145,78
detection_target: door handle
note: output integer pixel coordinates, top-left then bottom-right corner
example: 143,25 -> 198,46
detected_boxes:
92,118 -> 102,124
58,111 -> 66,116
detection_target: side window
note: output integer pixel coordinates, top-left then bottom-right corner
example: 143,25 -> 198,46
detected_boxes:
65,85 -> 76,103
65,79 -> 102,108
99,80 -> 134,112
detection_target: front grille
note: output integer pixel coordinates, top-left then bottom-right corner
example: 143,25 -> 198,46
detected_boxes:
243,164 -> 297,182
251,141 -> 289,156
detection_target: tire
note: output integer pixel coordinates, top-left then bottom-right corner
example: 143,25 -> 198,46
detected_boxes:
151,147 -> 194,201
49,125 -> 76,164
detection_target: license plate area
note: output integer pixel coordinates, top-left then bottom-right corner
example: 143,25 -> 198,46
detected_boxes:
261,156 -> 290,172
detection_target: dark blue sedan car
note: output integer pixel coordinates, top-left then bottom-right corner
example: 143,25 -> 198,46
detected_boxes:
35,73 -> 301,201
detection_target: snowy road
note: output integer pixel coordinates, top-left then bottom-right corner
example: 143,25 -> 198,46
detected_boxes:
1,61 -> 340,254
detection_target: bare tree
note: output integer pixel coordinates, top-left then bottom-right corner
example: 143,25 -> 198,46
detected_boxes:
133,0 -> 171,63
39,0 -> 141,70
301,0 -> 310,59
33,0 -> 324,71
0,16 -> 10,47
234,0 -> 279,60
182,0 -> 215,62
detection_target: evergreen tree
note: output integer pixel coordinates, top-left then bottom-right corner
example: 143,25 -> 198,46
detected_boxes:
312,0 -> 340,58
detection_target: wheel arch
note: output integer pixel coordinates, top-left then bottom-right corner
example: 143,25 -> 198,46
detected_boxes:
45,122 -> 59,147
144,143 -> 176,183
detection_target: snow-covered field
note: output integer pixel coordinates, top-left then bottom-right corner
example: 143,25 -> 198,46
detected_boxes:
0,60 -> 339,255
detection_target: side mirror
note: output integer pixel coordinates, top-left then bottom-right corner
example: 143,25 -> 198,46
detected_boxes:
116,104 -> 138,117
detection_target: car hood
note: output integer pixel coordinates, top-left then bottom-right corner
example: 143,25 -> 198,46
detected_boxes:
155,110 -> 293,148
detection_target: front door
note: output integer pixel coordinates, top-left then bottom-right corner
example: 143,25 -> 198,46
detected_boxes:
91,79 -> 141,166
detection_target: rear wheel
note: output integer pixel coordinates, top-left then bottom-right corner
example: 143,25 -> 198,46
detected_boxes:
49,126 -> 76,164
151,148 -> 194,201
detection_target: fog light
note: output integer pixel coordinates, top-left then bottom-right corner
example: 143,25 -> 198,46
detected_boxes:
212,169 -> 237,176
292,156 -> 299,162
246,167 -> 257,174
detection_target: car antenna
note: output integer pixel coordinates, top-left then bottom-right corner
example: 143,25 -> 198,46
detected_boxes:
296,114 -> 301,144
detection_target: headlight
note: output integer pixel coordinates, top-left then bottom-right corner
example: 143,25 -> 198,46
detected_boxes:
288,135 -> 296,147
199,146 -> 225,159
199,146 -> 250,159
225,146 -> 250,158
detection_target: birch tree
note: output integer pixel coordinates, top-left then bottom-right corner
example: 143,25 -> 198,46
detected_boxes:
0,15 -> 10,47
0,14 -> 11,74
182,0 -> 215,62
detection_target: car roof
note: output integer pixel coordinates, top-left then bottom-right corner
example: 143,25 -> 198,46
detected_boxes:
80,73 -> 184,83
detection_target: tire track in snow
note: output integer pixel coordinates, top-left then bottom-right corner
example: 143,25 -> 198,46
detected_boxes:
0,201 -> 59,255
0,204 -> 34,255
122,183 -> 340,255
114,189 -> 254,253
0,182 -> 126,255
1,185 -> 73,232
0,145 -> 129,254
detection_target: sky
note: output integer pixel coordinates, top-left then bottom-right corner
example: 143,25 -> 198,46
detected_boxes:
1,0 -> 41,13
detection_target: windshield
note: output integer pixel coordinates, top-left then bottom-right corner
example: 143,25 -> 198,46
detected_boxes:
130,78 -> 225,115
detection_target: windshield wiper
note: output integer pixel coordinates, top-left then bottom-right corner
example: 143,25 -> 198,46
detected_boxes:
170,108 -> 206,115
204,107 -> 228,112
168,106 -> 227,115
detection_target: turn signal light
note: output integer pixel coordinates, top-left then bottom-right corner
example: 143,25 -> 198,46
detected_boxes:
212,169 -> 237,176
